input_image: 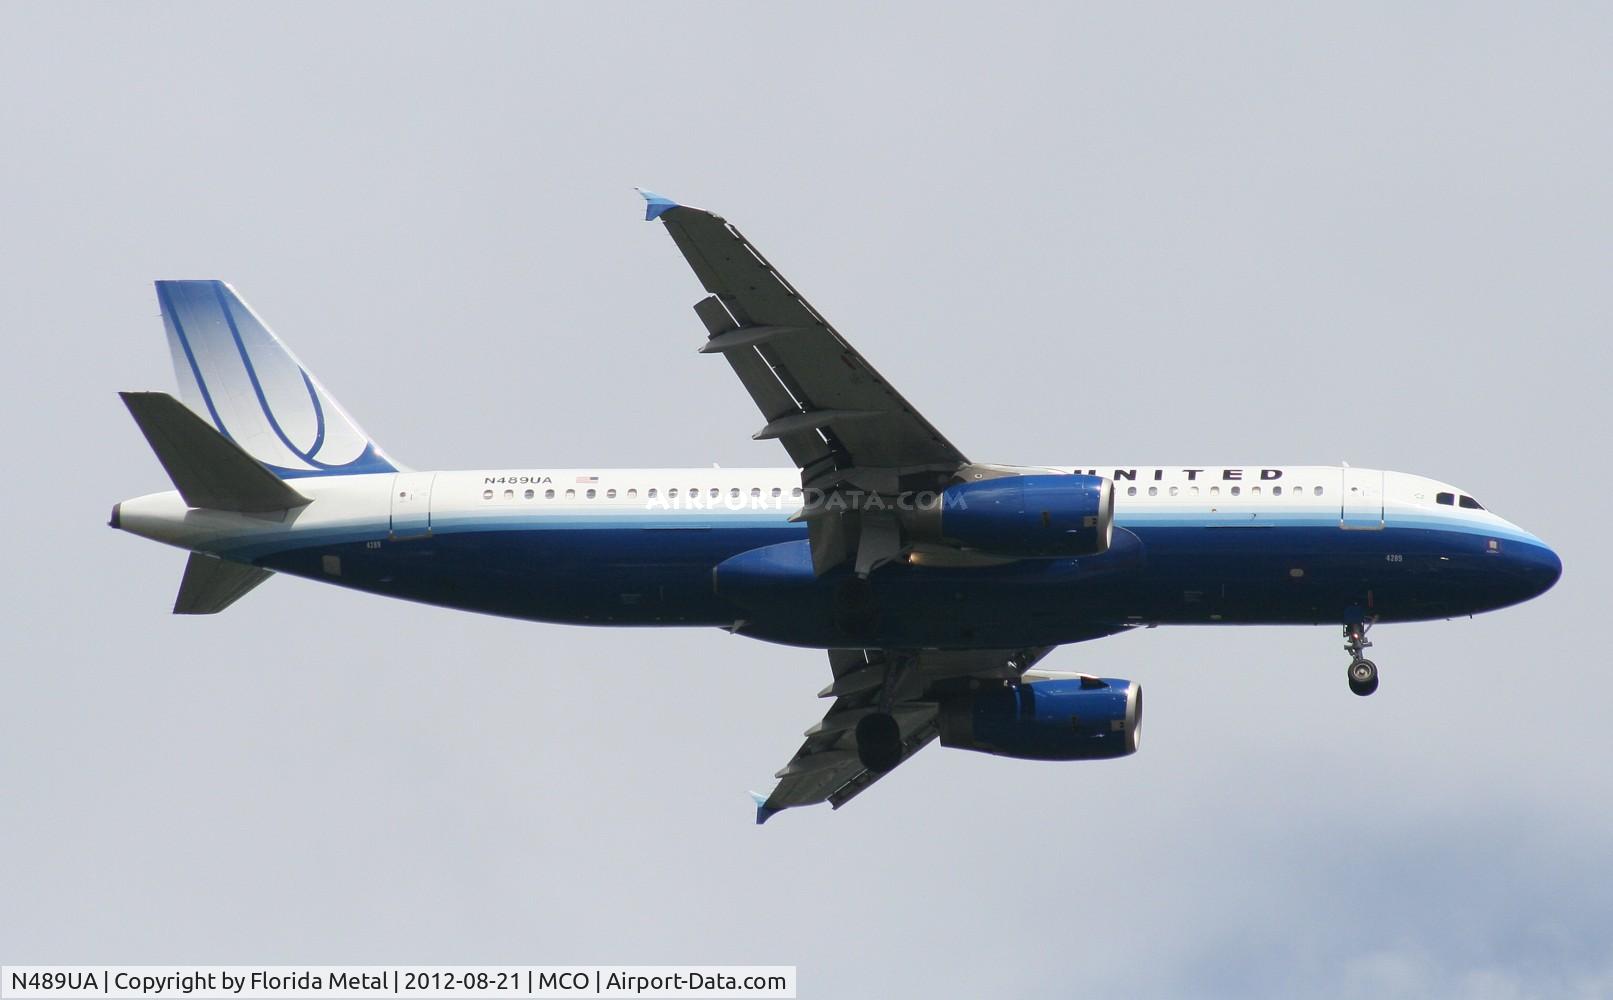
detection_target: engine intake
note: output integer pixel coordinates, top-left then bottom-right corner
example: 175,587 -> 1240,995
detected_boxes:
938,677 -> 1141,761
909,474 -> 1114,558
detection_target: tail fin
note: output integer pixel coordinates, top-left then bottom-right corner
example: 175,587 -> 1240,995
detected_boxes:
156,280 -> 398,478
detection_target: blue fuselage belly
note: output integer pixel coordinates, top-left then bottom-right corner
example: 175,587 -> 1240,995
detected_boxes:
252,515 -> 1559,649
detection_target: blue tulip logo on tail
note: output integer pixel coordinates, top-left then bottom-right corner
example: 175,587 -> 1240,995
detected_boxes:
156,280 -> 397,478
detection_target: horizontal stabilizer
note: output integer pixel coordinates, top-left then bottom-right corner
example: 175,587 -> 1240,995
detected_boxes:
120,391 -> 311,512
174,553 -> 272,614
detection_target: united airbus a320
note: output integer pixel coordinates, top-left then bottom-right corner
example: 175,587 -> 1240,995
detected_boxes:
110,191 -> 1562,821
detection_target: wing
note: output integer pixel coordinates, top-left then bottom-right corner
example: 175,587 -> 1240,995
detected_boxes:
753,646 -> 1054,823
641,190 -> 969,572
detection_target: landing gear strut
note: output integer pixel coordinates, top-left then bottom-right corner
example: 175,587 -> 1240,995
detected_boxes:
1344,620 -> 1379,697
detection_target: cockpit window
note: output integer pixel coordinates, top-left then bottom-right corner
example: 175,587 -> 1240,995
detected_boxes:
1459,495 -> 1484,510
1436,492 -> 1455,506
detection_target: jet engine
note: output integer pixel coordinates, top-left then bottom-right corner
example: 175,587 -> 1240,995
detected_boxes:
938,677 -> 1141,761
907,474 -> 1114,558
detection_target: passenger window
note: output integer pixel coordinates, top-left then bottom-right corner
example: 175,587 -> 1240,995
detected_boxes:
1210,486 -> 1220,496
523,489 -> 534,500
503,489 -> 514,500
626,489 -> 638,499
1230,486 -> 1240,496
1313,486 -> 1323,496
1169,486 -> 1179,496
565,489 -> 576,500
586,489 -> 596,499
750,487 -> 761,497
772,487 -> 782,498
1272,486 -> 1282,496
792,487 -> 803,497
647,489 -> 657,499
1189,486 -> 1199,496
1127,486 -> 1137,497
1436,492 -> 1455,505
482,489 -> 494,500
1148,486 -> 1158,496
606,488 -> 617,499
1459,495 -> 1483,510
730,488 -> 740,499
1251,486 -> 1261,496
669,488 -> 679,498
545,489 -> 555,500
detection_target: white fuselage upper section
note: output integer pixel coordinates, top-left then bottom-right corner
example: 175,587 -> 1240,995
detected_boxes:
114,465 -> 1545,559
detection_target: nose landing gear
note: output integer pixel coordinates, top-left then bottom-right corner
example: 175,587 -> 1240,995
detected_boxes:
1344,620 -> 1378,696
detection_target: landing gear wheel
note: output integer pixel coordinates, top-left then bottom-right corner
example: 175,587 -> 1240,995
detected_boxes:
1348,658 -> 1379,697
855,712 -> 903,772
1342,620 -> 1379,696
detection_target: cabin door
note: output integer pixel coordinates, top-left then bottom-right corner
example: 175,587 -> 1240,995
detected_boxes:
390,472 -> 436,539
1339,467 -> 1384,530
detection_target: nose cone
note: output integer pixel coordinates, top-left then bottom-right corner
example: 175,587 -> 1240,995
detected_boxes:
1504,537 -> 1562,603
1522,540 -> 1562,594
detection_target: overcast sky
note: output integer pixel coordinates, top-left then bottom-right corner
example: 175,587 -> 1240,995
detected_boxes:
2,4 -> 1609,997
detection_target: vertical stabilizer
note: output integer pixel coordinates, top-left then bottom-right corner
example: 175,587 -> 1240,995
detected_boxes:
156,280 -> 398,478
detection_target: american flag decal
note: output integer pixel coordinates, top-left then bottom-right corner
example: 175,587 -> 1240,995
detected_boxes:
576,475 -> 599,484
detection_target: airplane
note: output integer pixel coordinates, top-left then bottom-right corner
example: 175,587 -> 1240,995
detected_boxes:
110,190 -> 1562,823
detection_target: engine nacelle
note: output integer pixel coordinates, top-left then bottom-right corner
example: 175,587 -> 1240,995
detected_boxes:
910,474 -> 1114,558
938,677 -> 1141,761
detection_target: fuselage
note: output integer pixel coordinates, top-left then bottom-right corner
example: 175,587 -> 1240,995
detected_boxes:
113,464 -> 1562,650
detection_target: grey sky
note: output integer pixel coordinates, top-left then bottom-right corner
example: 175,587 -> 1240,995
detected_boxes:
2,3 -> 1609,996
